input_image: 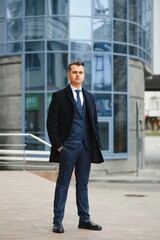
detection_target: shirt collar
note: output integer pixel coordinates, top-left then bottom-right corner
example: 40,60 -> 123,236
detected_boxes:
70,84 -> 82,92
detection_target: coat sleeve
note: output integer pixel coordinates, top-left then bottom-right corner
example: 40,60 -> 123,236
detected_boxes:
92,94 -> 103,149
47,93 -> 62,149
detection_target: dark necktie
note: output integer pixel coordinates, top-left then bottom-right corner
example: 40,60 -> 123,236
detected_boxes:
75,90 -> 82,108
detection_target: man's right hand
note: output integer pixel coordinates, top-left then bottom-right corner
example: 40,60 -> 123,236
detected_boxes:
57,146 -> 63,152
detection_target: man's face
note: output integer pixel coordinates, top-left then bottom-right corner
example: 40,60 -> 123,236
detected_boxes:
67,64 -> 85,87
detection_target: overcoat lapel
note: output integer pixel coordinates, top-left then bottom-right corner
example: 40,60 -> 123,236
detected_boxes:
65,85 -> 75,107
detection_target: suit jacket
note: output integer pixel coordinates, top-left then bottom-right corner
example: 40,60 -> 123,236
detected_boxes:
47,85 -> 104,164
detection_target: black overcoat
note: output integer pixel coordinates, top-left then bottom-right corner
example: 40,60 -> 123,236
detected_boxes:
47,85 -> 104,164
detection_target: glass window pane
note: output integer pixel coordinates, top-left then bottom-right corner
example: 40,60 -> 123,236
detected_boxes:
70,17 -> 91,40
0,44 -> 5,56
138,27 -> 143,48
113,0 -> 127,19
7,19 -> 23,41
25,93 -> 45,150
25,53 -> 44,90
138,0 -> 143,25
71,41 -> 91,51
99,122 -> 109,151
47,53 -> 68,90
0,21 -> 5,42
47,41 -> 68,51
93,18 -> 111,41
94,94 -> 112,117
141,0 -> 146,27
70,0 -> 91,16
129,0 -> 137,22
129,23 -> 137,45
25,17 -> 44,40
129,46 -> 138,56
70,53 -> 91,91
25,0 -> 44,16
25,41 -> 44,51
93,54 -> 111,91
0,0 -> 5,19
46,0 -> 68,15
93,42 -> 111,52
94,0 -> 111,16
113,44 -> 127,54
7,0 -> 23,18
146,0 -> 152,33
47,93 -> 52,109
113,20 -> 127,42
139,48 -> 143,59
7,42 -> 23,53
46,17 -> 68,40
146,35 -> 151,55
114,56 -> 127,92
114,94 -> 127,153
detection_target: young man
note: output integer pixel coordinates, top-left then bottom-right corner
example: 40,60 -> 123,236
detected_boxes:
47,61 -> 104,233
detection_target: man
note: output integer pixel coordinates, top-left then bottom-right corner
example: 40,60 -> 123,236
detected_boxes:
47,61 -> 104,233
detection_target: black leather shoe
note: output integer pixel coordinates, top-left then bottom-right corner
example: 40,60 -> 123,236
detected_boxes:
78,219 -> 102,231
53,224 -> 64,233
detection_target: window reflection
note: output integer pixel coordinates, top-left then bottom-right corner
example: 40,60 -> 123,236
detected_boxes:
129,0 -> 137,22
129,46 -> 137,56
47,53 -> 68,90
114,44 -> 127,54
25,0 -> 44,16
0,44 -> 5,55
25,53 -> 44,90
0,0 -> 5,19
93,54 -> 111,91
114,56 -> 127,92
93,18 -> 111,41
46,0 -> 68,15
70,17 -> 91,40
25,17 -> 44,40
146,0 -> 152,33
94,0 -> 111,16
70,0 -> 91,16
114,94 -> 127,153
93,42 -> 111,52
95,94 -> 111,117
138,27 -> 143,48
7,42 -> 23,53
113,20 -> 127,43
46,17 -> 68,39
7,0 -> 23,18
0,21 -> 5,42
47,41 -> 68,51
25,93 -> 45,150
7,19 -> 23,41
99,122 -> 109,150
129,23 -> 137,45
71,41 -> 91,51
113,0 -> 127,19
25,41 -> 44,51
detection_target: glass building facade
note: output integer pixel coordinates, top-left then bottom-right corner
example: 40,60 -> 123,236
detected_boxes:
0,0 -> 152,166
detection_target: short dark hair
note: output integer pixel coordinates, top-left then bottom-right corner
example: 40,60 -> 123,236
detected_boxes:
68,61 -> 84,71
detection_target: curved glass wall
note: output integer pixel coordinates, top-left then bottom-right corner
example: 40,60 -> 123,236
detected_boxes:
0,0 -> 152,157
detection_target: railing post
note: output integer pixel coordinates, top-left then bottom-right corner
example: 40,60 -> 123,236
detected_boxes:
23,145 -> 26,171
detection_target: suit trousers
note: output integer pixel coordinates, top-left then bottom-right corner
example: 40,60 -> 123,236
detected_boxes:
53,141 -> 91,226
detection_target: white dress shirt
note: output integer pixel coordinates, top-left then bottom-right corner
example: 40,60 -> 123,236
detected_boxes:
70,84 -> 84,106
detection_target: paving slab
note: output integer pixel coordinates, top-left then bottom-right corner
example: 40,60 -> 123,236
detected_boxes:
0,171 -> 160,240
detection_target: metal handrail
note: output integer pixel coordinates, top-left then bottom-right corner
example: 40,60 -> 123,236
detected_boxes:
0,133 -> 51,170
0,133 -> 51,147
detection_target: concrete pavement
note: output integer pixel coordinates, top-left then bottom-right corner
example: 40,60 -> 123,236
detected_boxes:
0,170 -> 160,240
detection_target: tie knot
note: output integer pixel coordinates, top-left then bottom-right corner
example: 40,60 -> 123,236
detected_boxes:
75,90 -> 81,95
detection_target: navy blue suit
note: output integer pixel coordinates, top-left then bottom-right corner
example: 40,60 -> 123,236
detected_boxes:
47,85 -> 104,226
